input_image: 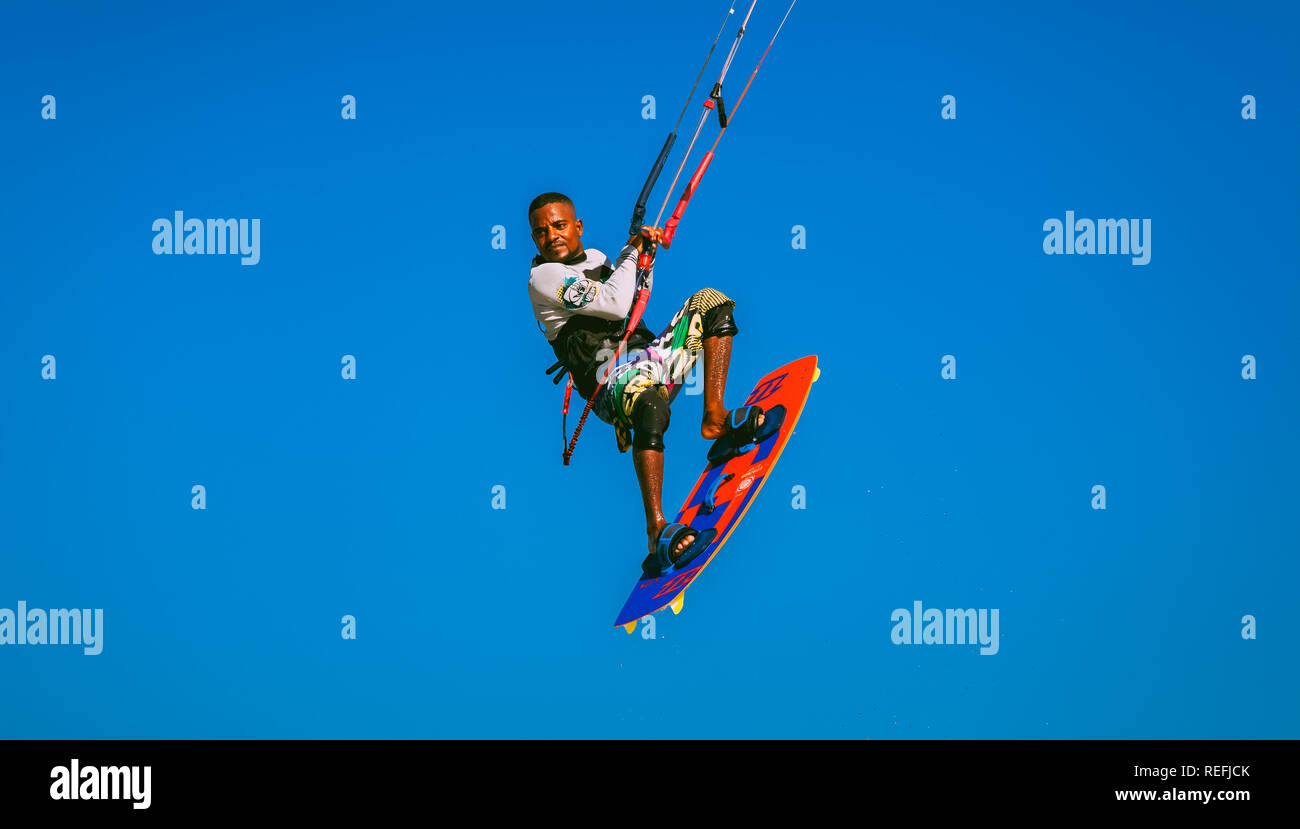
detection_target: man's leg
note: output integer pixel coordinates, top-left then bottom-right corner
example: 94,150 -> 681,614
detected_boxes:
624,291 -> 754,562
628,391 -> 695,561
633,447 -> 670,553
700,334 -> 762,440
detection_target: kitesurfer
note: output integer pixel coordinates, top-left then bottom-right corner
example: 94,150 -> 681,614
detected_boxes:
527,192 -> 766,573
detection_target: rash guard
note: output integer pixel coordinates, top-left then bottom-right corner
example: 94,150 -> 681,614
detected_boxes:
528,246 -> 655,400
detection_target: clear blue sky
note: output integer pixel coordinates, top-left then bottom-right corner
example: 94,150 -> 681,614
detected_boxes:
1,0 -> 1296,737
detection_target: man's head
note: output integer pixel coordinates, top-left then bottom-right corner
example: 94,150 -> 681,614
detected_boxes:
529,192 -> 583,262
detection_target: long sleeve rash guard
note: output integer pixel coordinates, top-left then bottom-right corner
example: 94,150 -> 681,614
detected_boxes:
527,245 -> 651,340
528,245 -> 655,400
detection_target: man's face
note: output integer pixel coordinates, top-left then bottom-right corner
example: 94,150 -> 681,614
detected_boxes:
530,201 -> 583,262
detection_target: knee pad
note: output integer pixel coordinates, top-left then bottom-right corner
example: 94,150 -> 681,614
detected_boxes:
631,391 -> 671,452
702,301 -> 739,340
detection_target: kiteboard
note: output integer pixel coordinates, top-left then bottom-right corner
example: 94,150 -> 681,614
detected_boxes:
614,354 -> 820,631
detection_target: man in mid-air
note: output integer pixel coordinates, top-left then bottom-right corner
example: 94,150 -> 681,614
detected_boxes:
527,192 -> 768,575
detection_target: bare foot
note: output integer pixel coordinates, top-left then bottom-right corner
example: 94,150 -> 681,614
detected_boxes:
701,407 -> 763,441
647,521 -> 697,561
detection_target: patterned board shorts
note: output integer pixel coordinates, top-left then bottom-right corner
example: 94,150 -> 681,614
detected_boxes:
593,288 -> 734,453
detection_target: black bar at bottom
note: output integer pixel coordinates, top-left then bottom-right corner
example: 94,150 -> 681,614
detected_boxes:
0,739 -> 1282,816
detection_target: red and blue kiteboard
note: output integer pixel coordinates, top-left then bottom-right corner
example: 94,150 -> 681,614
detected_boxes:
615,354 -> 820,632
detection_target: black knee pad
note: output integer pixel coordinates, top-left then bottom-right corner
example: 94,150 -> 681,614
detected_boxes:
703,301 -> 739,340
631,391 -> 671,452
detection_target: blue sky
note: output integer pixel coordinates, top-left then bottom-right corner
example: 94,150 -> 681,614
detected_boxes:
1,0 -> 1296,737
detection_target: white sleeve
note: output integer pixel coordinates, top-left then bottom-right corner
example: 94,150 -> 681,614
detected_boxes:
531,245 -> 644,322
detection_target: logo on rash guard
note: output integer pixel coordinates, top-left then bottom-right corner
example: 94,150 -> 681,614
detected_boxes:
559,277 -> 599,310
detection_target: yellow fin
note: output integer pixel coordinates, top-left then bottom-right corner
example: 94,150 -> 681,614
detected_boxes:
669,593 -> 685,614
812,366 -> 821,382
623,621 -> 637,634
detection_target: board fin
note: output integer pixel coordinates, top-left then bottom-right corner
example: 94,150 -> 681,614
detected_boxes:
623,620 -> 638,634
669,592 -> 685,614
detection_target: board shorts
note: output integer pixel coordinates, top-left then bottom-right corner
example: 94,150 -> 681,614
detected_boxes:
593,288 -> 737,453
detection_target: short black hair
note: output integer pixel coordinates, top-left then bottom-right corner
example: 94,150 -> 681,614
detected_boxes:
528,192 -> 574,221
